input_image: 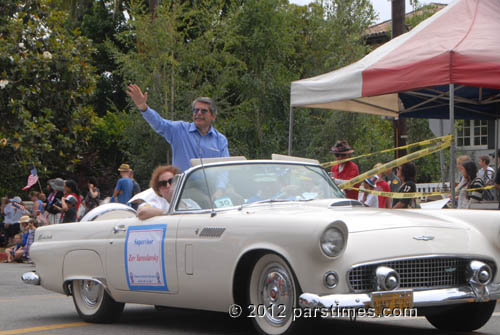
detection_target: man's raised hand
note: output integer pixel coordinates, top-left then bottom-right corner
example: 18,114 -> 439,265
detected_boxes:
126,84 -> 148,112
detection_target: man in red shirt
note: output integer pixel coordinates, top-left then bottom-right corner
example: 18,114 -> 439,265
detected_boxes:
330,140 -> 359,200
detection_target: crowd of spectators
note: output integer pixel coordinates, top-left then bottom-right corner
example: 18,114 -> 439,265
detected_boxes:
0,174 -> 111,261
330,140 -> 498,209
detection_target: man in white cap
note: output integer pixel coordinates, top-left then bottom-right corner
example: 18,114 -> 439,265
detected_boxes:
1,196 -> 26,242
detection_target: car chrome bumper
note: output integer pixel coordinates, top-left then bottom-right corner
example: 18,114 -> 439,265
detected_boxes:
299,282 -> 500,309
21,271 -> 40,285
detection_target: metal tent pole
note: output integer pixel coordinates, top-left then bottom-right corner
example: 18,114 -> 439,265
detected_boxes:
288,105 -> 294,155
439,119 -> 446,186
495,118 -> 498,177
449,84 -> 456,208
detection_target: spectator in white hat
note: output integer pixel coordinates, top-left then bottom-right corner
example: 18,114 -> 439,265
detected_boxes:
358,178 -> 378,208
1,196 -> 26,242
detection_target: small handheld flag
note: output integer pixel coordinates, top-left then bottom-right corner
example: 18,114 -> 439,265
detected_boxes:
22,168 -> 39,191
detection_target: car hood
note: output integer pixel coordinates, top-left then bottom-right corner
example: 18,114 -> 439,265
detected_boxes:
241,198 -> 469,233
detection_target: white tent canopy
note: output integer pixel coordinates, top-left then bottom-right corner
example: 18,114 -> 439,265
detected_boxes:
289,0 -> 500,206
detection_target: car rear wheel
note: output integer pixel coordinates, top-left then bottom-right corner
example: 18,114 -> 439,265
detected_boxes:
248,254 -> 300,335
72,280 -> 124,323
425,301 -> 496,331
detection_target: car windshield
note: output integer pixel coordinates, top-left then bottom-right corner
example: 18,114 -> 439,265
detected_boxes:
176,162 -> 344,211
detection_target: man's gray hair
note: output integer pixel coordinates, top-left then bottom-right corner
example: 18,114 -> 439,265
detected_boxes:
192,97 -> 217,115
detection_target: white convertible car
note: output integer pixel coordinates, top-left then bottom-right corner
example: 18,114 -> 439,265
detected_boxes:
22,157 -> 500,335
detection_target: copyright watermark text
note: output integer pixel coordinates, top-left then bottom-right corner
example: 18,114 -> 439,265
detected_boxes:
228,304 -> 418,321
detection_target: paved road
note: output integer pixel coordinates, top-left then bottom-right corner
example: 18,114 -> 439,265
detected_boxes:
1,262 -> 499,335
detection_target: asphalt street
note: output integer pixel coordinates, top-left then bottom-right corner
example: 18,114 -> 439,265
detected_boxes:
1,262 -> 499,335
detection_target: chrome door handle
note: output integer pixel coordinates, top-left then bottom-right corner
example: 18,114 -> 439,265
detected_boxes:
113,225 -> 127,233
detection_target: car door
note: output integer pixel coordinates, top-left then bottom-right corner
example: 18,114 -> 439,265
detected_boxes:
106,215 -> 180,294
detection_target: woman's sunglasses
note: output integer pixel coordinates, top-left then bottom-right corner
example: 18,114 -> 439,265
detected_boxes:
158,178 -> 173,187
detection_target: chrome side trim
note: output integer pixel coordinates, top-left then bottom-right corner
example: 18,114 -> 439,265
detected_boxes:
299,282 -> 500,310
21,271 -> 40,285
63,277 -> 112,297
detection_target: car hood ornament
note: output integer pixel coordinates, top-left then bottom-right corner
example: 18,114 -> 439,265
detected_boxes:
413,235 -> 435,241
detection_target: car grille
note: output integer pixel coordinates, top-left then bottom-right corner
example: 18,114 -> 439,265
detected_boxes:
347,257 -> 496,292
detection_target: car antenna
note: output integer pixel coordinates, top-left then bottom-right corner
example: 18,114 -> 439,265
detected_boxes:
198,141 -> 216,217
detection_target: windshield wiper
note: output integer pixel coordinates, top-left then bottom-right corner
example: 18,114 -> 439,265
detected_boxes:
238,198 -> 289,211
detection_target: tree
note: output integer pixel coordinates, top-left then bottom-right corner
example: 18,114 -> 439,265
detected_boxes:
0,0 -> 98,194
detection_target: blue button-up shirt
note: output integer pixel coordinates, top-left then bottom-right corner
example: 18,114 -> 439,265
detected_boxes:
141,107 -> 229,172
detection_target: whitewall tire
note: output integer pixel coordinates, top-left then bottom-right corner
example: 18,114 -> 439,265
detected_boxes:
248,254 -> 300,335
72,280 -> 124,323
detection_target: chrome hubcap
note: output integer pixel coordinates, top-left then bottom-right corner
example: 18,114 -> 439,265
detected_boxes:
258,265 -> 293,325
80,280 -> 102,307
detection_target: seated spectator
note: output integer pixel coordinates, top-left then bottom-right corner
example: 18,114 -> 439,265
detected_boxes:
61,195 -> 78,223
136,165 -> 180,220
20,216 -> 37,261
4,233 -> 25,263
358,178 -> 378,207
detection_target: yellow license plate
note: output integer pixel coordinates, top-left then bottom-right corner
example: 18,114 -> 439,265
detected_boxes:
371,290 -> 413,316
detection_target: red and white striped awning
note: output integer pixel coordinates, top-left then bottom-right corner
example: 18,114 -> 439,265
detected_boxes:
290,0 -> 500,117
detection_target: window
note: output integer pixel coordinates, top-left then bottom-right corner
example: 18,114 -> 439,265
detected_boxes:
456,120 -> 488,148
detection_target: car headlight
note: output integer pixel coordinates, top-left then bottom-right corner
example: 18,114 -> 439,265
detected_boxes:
320,226 -> 345,257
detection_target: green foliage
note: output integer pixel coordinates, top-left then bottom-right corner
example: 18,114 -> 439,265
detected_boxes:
105,0 -> 378,185
2,0 -> 450,197
406,1 -> 442,30
407,118 -> 450,183
0,0 -> 98,195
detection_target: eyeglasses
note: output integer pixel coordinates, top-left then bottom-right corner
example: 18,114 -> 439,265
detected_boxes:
192,108 -> 210,115
158,178 -> 173,187
334,153 -> 347,157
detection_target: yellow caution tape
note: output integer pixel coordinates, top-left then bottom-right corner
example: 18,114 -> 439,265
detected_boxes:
463,185 -> 495,192
338,137 -> 452,190
322,135 -> 453,169
352,187 -> 448,199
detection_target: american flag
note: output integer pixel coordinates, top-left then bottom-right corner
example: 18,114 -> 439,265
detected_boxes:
22,168 -> 39,191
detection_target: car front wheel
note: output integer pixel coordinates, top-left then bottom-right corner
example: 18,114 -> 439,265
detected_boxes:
72,280 -> 124,323
248,253 -> 300,335
425,301 -> 496,331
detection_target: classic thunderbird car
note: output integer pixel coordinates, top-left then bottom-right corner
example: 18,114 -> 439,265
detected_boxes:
22,156 -> 500,335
